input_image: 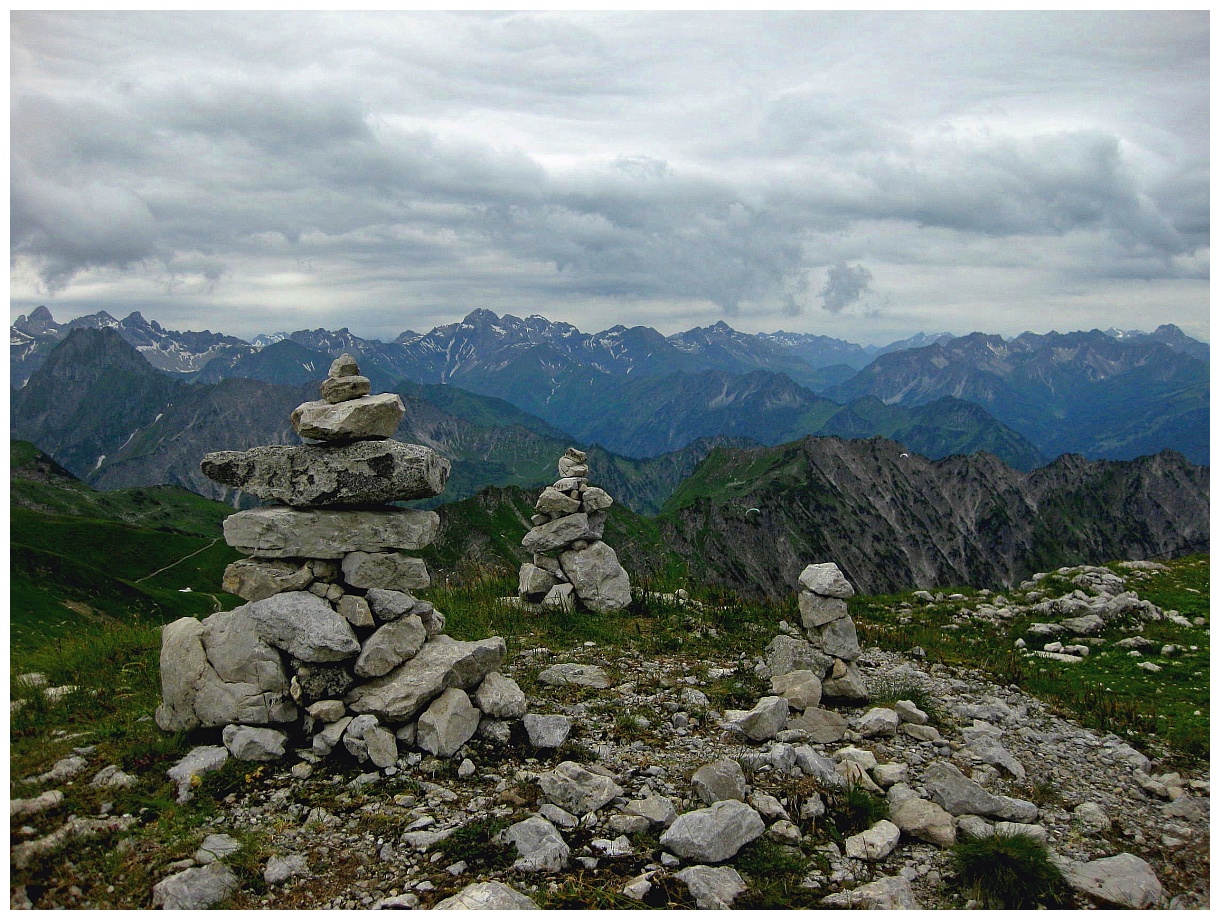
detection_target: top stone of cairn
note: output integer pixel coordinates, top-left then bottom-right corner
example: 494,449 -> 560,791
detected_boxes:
558,447 -> 589,479
291,354 -> 403,441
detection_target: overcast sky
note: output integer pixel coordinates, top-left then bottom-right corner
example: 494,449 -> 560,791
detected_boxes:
10,11 -> 1210,345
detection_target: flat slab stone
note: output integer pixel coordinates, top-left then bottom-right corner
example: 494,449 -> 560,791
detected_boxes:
923,762 -> 1038,822
1065,852 -> 1163,909
151,863 -> 239,910
537,663 -> 610,689
201,440 -> 449,506
346,636 -> 506,723
522,513 -> 596,553
675,866 -> 747,909
558,542 -> 632,612
660,800 -> 764,863
223,506 -> 439,558
291,393 -> 404,441
539,761 -> 623,816
433,881 -> 539,910
245,591 -> 360,662
798,562 -> 855,598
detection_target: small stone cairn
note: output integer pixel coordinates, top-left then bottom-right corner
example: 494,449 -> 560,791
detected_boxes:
516,448 -> 632,613
155,355 -> 528,768
756,561 -> 869,704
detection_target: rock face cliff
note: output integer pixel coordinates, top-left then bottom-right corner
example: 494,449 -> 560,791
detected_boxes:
659,437 -> 1209,596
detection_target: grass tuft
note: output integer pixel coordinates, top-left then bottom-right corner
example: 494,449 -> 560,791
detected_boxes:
951,830 -> 1072,909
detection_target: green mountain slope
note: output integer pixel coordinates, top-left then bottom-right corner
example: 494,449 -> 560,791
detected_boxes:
10,442 -> 242,650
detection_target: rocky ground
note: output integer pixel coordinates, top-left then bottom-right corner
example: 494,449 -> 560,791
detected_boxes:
11,573 -> 1209,909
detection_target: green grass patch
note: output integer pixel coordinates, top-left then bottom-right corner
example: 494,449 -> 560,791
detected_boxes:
951,831 -> 1072,909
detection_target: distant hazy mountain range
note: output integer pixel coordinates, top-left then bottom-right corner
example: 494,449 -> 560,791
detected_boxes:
10,306 -> 1209,495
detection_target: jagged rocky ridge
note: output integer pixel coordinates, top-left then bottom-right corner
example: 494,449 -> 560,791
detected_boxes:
659,436 -> 1209,596
14,559 -> 1205,909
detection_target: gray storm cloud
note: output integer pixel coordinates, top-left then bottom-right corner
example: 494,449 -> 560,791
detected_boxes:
8,11 -> 1209,340
819,262 -> 874,314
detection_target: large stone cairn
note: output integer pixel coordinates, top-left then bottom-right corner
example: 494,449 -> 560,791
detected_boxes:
155,355 -> 528,766
516,448 -> 632,613
757,562 -> 869,703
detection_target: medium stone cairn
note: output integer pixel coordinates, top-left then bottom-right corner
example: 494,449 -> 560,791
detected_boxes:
756,561 -> 869,704
517,448 -> 632,613
155,355 -> 528,767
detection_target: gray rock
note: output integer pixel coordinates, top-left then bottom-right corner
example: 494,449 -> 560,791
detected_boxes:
538,804 -> 579,828
731,696 -> 789,741
675,865 -> 747,909
857,707 -> 899,738
762,634 -> 832,680
195,833 -> 242,865
264,853 -> 309,886
821,659 -> 869,702
901,723 -> 941,742
822,875 -> 919,910
364,724 -> 399,769
201,439 -> 449,506
623,795 -> 678,828
433,880 -> 539,910
223,506 -> 439,558
798,592 -> 849,629
313,716 -> 353,756
810,616 -> 861,660
342,552 -> 430,593
659,800 -> 765,863
328,354 -> 361,378
245,591 -> 359,663
521,513 -> 596,553
539,761 -> 623,816
1061,613 -> 1106,635
1073,802 -> 1111,835
923,762 -> 1038,822
291,392 -> 405,441
892,797 -> 956,847
535,486 -> 581,516
692,758 -> 747,804
346,636 -> 506,723
221,558 -> 314,601
355,615 -> 427,678
870,762 -> 908,788
541,583 -> 576,611
581,487 -> 613,512
222,725 -> 288,761
792,746 -> 843,786
151,862 -> 239,910
503,816 -> 570,872
343,714 -> 381,761
12,790 -> 63,818
537,663 -> 610,688
798,562 -> 855,598
844,819 -> 901,860
89,761 -> 136,785
787,707 -> 848,743
320,373 -> 370,403
156,612 -> 296,732
362,588 -> 417,622
994,821 -> 1047,843
965,733 -> 1026,780
523,714 -> 571,749
417,688 -> 481,758
518,563 -> 559,601
337,594 -> 375,627
474,673 -> 528,719
893,699 -> 928,725
770,670 -> 822,710
167,746 -> 229,802
1065,853 -> 1163,909
308,699 -> 346,723
558,542 -> 632,612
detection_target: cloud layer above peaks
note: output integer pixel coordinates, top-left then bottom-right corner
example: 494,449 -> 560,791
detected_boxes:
10,11 -> 1209,343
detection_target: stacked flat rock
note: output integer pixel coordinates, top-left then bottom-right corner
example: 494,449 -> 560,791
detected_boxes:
795,562 -> 869,702
517,448 -> 632,613
755,562 -> 869,704
156,355 -> 529,764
